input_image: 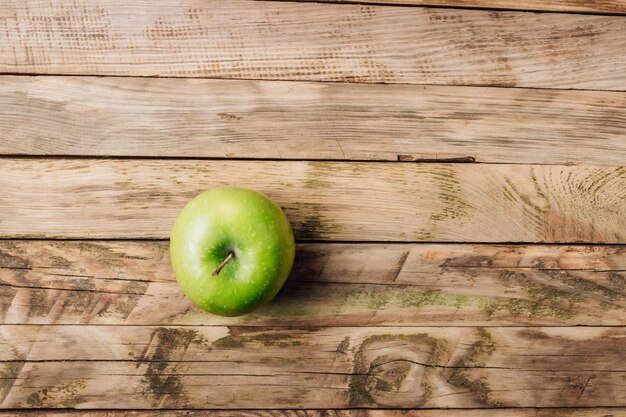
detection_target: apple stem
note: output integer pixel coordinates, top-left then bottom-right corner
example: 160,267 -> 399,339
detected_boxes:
212,251 -> 235,277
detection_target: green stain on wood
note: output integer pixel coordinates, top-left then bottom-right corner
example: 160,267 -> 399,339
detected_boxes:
447,373 -> 495,405
305,178 -> 333,189
447,328 -> 501,406
135,327 -> 208,407
305,161 -> 336,190
333,287 -> 467,312
429,166 -> 473,224
482,297 -> 574,320
63,279 -> 98,314
299,215 -> 324,240
502,186 -> 516,203
25,380 -> 86,408
530,169 -> 551,208
349,333 -> 448,407
528,286 -> 583,304
29,288 -> 56,317
366,291 -> 389,309
212,334 -> 245,349
0,284 -> 17,318
107,281 -> 150,319
462,328 -> 496,367
297,206 -> 344,241
0,348 -> 25,404
336,336 -> 350,355
46,255 -> 72,268
481,269 -> 624,319
213,327 -> 309,349
414,229 -> 435,241
399,289 -> 468,310
24,274 -> 149,321
608,272 -> 625,291
373,377 -> 401,392
0,247 -> 31,268
240,280 -> 602,324
141,363 -> 189,406
547,270 -> 624,301
504,177 -> 546,213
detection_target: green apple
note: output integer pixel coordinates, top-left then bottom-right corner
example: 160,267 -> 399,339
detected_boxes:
170,187 -> 295,316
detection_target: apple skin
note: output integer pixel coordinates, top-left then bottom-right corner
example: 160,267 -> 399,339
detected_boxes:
170,187 -> 295,317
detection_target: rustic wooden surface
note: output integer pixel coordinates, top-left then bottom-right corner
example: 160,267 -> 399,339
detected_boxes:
0,0 -> 625,414
1,241 -> 624,326
1,159 -> 625,242
2,76 -> 626,165
2,1 -> 626,90
1,326 -> 625,408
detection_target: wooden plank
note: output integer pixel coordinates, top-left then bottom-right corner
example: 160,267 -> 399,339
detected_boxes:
1,1 -> 626,90
2,76 -> 626,165
0,325 -> 624,408
3,411 -> 626,417
291,0 -> 626,15
1,159 -> 624,242
1,241 -> 624,326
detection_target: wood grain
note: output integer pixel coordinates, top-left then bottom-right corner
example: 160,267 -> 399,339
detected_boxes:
1,240 -> 624,326
1,1 -> 625,90
2,76 -> 626,165
0,325 -> 624,408
1,159 -> 624,242
291,0 -> 626,15
3,411 -> 626,417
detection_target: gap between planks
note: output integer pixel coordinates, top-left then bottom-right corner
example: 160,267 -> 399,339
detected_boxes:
3,72 -> 626,92
0,155 -> 481,164
0,411 -> 626,416
279,0 -> 626,15
1,411 -> 626,416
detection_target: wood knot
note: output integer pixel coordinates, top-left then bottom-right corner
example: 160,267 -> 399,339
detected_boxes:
349,333 -> 449,407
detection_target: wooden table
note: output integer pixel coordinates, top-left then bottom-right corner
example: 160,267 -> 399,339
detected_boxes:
1,0 -> 625,415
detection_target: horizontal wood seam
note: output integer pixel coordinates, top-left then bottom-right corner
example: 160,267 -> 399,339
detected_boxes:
1,238 -> 625,245
0,72 -> 624,93
266,0 -> 626,16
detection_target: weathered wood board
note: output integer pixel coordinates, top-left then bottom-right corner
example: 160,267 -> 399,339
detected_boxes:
290,0 -> 626,14
1,159 -> 624,242
2,76 -> 625,165
0,326 -> 624,408
1,0 -> 625,413
1,240 -> 624,326
1,1 -> 625,90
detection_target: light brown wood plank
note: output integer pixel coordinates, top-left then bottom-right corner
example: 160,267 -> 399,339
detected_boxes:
1,1 -> 626,90
0,326 -> 624,408
1,159 -> 624,242
3,410 -> 626,417
291,0 -> 626,15
1,241 -> 624,326
2,76 -> 626,165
